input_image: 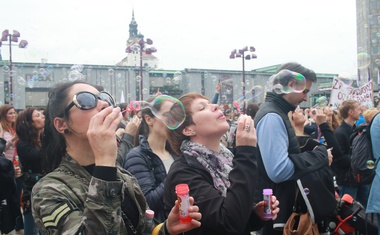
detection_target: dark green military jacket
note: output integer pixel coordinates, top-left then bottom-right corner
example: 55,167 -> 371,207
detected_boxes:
32,154 -> 168,235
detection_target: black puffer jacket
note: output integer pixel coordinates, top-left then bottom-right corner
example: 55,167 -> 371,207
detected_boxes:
123,135 -> 176,222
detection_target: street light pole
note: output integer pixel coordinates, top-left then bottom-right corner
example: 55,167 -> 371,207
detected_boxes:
139,40 -> 143,100
126,36 -> 157,100
242,53 -> 246,96
1,29 -> 28,105
230,46 -> 257,113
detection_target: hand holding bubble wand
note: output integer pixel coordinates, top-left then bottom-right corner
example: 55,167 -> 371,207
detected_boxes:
123,95 -> 186,130
232,101 -> 243,115
309,97 -> 328,118
121,105 -> 132,114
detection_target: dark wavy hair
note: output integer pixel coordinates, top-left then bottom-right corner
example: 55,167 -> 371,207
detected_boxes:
42,80 -> 91,173
15,107 -> 42,148
166,92 -> 209,155
133,96 -> 163,146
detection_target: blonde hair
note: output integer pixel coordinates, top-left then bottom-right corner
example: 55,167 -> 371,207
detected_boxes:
363,108 -> 379,123
288,111 -> 305,136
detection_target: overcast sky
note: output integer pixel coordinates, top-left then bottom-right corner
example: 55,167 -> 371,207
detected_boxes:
1,0 -> 357,75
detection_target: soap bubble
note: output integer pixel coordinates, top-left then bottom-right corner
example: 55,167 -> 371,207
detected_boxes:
357,53 -> 371,69
269,70 -> 306,94
128,95 -> 186,130
367,160 -> 375,169
233,85 -> 264,113
2,66 -> 10,73
17,76 -> 26,86
313,96 -> 328,108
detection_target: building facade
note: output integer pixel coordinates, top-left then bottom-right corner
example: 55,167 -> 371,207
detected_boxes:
356,0 -> 380,89
0,61 -> 336,110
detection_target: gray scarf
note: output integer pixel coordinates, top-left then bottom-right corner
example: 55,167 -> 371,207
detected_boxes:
180,140 -> 234,197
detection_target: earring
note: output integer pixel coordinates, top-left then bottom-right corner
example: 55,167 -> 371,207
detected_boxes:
190,131 -> 195,135
64,129 -> 70,134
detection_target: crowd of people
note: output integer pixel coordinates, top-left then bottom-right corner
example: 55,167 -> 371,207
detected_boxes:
0,61 -> 379,235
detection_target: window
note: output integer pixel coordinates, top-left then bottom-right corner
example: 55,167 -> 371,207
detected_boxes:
25,91 -> 49,107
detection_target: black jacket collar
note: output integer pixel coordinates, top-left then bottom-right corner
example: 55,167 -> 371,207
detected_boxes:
265,92 -> 297,114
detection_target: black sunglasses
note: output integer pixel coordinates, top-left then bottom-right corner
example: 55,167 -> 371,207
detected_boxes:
63,91 -> 115,116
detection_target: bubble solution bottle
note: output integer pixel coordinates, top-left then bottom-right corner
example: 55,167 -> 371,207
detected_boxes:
175,184 -> 192,223
143,209 -> 155,235
263,189 -> 273,219
13,155 -> 19,166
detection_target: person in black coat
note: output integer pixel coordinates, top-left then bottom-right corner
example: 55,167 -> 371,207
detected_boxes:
0,140 -> 19,234
289,108 -> 342,165
15,107 -> 45,234
123,96 -> 178,223
163,92 -> 280,235
333,101 -> 361,195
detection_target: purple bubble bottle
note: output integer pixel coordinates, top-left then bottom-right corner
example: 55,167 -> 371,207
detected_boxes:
263,189 -> 273,219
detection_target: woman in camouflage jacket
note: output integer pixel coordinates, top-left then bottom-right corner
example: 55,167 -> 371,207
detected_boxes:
32,81 -> 201,235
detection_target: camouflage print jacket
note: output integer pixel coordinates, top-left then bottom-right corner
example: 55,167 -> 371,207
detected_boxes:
32,154 -> 168,235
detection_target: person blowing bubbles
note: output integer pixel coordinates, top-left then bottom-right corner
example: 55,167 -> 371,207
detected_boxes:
32,81 -> 201,235
163,92 -> 279,235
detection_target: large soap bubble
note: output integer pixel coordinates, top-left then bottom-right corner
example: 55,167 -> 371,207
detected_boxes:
313,96 -> 328,108
357,52 -> 371,69
269,69 -> 306,94
128,95 -> 186,130
233,85 -> 264,114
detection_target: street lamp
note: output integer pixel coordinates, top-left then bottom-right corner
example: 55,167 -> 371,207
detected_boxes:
126,36 -> 157,100
230,46 -> 257,97
0,29 -> 28,105
230,46 -> 257,113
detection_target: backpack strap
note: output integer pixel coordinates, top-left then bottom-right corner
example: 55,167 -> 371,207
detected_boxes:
296,179 -> 316,224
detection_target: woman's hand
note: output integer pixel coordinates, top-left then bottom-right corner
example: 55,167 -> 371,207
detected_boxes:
311,109 -> 327,126
155,88 -> 162,96
87,106 -> 122,167
115,128 -> 124,138
235,114 -> 257,147
166,196 -> 201,235
304,108 -> 310,118
124,115 -> 140,136
215,83 -> 222,94
254,195 -> 280,221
